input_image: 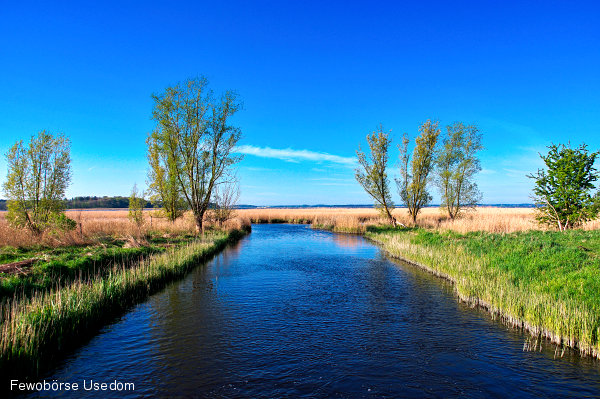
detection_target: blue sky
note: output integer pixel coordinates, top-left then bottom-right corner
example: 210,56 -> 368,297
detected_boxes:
1,1 -> 598,205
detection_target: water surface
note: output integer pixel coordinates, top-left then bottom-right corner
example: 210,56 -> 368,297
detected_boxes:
32,224 -> 599,397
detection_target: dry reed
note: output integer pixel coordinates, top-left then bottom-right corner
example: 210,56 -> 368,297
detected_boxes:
0,210 -> 251,248
238,207 -> 600,233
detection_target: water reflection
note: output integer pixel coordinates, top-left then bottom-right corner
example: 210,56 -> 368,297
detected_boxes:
331,233 -> 370,249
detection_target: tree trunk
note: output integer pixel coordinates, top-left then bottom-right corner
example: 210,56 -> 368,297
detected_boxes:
195,212 -> 204,235
385,207 -> 397,227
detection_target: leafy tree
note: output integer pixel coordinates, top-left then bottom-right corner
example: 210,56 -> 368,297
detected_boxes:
3,131 -> 73,235
355,125 -> 397,226
146,133 -> 187,222
128,184 -> 145,228
397,120 -> 440,224
528,143 -> 600,230
435,122 -> 483,219
149,77 -> 243,233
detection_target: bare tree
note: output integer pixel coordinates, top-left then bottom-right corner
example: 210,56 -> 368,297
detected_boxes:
207,180 -> 240,227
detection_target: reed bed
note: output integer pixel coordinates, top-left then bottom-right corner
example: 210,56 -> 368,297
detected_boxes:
0,228 -> 248,377
367,227 -> 600,358
0,210 -> 251,248
239,207 -> 600,233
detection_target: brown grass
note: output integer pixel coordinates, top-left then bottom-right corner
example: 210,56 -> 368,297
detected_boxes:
1,206 -> 598,248
238,207 -> 600,233
0,210 -> 251,248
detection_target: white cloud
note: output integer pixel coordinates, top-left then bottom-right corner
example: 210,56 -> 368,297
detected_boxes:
235,145 -> 356,166
309,177 -> 354,182
502,168 -> 533,178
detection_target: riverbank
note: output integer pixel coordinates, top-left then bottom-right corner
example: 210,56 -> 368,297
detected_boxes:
238,207 -> 600,233
0,226 -> 250,378
246,209 -> 600,358
366,226 -> 600,358
0,235 -> 196,300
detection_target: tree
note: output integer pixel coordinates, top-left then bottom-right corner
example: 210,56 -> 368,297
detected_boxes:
3,131 -> 73,235
149,77 -> 243,233
146,133 -> 187,222
528,143 -> 600,230
435,122 -> 483,219
207,180 -> 240,227
128,184 -> 145,229
355,125 -> 397,226
397,120 -> 440,224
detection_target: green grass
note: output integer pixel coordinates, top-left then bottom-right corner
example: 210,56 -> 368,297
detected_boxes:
0,228 -> 249,377
0,234 -> 200,300
366,226 -> 600,358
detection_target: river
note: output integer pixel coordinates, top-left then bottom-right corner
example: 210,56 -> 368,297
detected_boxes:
29,224 -> 599,397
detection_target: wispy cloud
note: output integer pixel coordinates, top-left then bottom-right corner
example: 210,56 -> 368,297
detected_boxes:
503,168 -> 533,178
315,182 -> 357,187
309,177 -> 354,182
235,145 -> 356,166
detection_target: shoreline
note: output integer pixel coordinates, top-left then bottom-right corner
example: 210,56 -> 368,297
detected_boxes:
0,227 -> 250,379
364,227 -> 600,360
255,219 -> 600,359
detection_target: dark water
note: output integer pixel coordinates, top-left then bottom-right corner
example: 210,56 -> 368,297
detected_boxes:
26,224 -> 599,398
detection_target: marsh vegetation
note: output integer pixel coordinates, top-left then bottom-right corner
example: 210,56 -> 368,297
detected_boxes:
0,227 -> 249,377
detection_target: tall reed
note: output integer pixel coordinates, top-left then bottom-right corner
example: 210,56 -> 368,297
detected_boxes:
238,207 -> 600,233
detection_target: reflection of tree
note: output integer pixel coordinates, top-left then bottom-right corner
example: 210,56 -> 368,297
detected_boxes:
332,233 -> 369,249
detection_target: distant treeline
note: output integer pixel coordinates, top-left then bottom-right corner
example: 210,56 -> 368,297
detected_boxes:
0,199 -> 535,211
65,196 -> 153,209
0,197 -> 151,211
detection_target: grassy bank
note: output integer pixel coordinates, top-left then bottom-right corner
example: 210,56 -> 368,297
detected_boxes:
0,227 -> 249,377
0,234 -> 200,301
366,227 -> 600,358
